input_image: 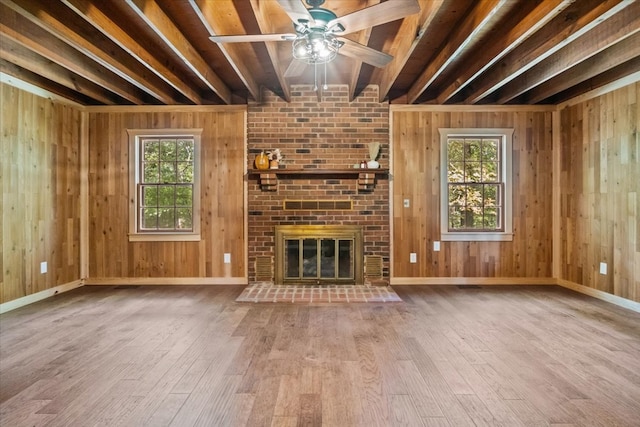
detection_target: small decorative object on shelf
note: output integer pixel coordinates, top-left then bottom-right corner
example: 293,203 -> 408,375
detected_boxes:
360,160 -> 368,168
367,142 -> 380,169
267,148 -> 283,169
255,152 -> 269,170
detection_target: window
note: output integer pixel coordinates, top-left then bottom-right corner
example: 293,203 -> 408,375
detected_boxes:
128,129 -> 202,241
439,128 -> 513,241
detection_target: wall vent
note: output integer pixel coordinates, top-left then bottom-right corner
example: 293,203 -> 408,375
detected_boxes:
284,200 -> 352,210
365,255 -> 383,279
255,256 -> 273,281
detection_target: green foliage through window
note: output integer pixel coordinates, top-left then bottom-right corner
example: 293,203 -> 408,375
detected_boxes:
447,137 -> 503,231
139,137 -> 195,232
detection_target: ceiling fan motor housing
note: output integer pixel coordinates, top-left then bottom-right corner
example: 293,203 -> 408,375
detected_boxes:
292,4 -> 346,64
295,7 -> 345,34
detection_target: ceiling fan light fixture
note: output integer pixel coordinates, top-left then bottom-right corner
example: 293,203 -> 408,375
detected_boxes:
292,33 -> 341,64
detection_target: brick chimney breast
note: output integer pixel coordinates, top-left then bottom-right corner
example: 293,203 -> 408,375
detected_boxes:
247,85 -> 390,285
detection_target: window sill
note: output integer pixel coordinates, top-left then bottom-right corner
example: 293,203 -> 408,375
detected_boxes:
441,232 -> 513,242
129,233 -> 201,242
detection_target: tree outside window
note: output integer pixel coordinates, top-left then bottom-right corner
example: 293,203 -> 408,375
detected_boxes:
139,137 -> 195,232
439,129 -> 513,242
447,137 -> 502,231
128,129 -> 202,242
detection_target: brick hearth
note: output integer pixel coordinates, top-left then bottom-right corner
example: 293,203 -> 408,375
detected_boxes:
247,85 -> 390,284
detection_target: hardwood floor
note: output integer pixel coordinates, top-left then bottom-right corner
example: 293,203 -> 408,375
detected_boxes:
1,285 -> 639,426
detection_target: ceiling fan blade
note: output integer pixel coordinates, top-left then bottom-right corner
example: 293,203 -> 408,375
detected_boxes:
210,34 -> 297,43
338,38 -> 393,68
284,59 -> 308,78
328,0 -> 420,35
276,0 -> 315,25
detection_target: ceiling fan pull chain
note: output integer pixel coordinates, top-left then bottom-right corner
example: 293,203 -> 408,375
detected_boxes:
323,60 -> 328,90
314,61 -> 318,91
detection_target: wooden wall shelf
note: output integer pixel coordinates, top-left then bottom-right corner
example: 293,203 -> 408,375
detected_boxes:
248,168 -> 388,175
248,168 -> 389,191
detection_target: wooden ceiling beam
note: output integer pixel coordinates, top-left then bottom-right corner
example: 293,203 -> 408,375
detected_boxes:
0,4 -> 148,104
2,0 -> 178,105
249,0 -> 290,102
494,2 -> 640,104
1,0 -> 636,107
122,0 -> 232,104
0,41 -> 119,105
435,0 -> 573,104
61,0 -> 203,104
461,0 -> 634,104
347,27 -> 370,102
345,0 -> 377,102
340,0 -> 379,102
374,0 -> 445,103
520,31 -> 640,104
191,0 -> 261,102
1,59 -> 104,105
543,57 -> 640,104
406,0 -> 510,104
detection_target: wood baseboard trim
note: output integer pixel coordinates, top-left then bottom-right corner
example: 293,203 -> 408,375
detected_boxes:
556,279 -> 640,313
389,277 -> 640,312
4,278 -> 636,314
84,277 -> 248,286
0,280 -> 84,314
390,277 -> 556,285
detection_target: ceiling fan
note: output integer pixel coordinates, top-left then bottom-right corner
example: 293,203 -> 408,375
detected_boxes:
210,0 -> 421,76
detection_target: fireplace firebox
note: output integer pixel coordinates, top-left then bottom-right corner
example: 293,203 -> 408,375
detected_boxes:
275,225 -> 364,285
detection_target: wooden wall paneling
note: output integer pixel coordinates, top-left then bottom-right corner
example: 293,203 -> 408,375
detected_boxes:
57,104 -> 82,285
201,111 -> 246,278
2,84 -> 19,302
87,107 -> 246,281
392,111 -> 428,278
559,82 -> 639,303
80,110 -> 89,280
391,108 -> 554,281
21,89 -> 34,295
1,83 -> 82,304
634,83 -> 639,302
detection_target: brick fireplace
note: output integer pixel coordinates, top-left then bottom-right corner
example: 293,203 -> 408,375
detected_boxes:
247,85 -> 390,285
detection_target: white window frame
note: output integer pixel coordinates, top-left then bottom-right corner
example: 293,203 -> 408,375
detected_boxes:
439,128 -> 514,242
128,129 -> 202,242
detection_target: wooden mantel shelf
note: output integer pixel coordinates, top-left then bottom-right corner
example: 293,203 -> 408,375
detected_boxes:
248,168 -> 389,175
248,168 -> 389,191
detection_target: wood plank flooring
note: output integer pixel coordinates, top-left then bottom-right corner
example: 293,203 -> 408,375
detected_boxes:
1,285 -> 639,426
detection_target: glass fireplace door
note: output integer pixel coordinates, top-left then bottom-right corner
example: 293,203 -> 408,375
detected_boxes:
284,238 -> 354,283
275,225 -> 363,285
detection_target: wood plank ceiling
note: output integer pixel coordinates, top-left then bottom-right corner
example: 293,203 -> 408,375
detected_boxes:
1,0 -> 638,106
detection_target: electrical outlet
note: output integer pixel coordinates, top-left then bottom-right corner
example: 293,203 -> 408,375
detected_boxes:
224,253 -> 231,264
410,253 -> 417,263
433,241 -> 440,251
40,261 -> 47,274
403,199 -> 410,208
599,262 -> 607,275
